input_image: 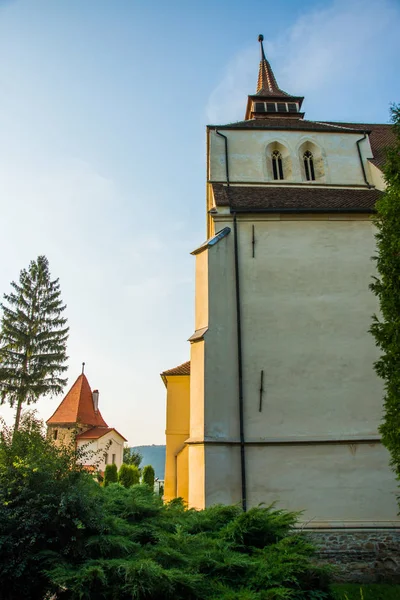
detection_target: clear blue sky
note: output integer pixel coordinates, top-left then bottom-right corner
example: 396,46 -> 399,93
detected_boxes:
0,0 -> 399,443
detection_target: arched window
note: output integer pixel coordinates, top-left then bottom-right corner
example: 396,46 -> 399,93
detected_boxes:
272,150 -> 284,180
303,150 -> 315,181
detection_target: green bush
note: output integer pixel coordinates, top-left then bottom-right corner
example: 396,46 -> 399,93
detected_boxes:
142,464 -> 155,488
0,414 -> 331,600
330,584 -> 400,600
118,463 -> 140,488
104,463 -> 118,486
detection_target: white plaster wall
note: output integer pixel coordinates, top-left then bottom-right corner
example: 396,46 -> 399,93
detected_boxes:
207,216 -> 383,440
209,129 -> 373,186
77,431 -> 124,471
193,214 -> 399,522
245,443 -> 398,525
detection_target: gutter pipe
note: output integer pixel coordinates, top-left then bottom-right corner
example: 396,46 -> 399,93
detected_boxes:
233,213 -> 247,512
356,132 -> 371,187
215,130 -> 230,186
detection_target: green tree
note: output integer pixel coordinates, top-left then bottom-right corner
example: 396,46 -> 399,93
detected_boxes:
104,463 -> 118,486
118,463 -> 140,488
0,413 -> 103,600
370,104 -> 400,481
0,256 -> 69,431
142,464 -> 155,489
123,445 -> 142,468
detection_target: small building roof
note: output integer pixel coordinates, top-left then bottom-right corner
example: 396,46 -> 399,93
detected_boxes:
76,426 -> 127,442
161,361 -> 190,377
47,373 -> 108,427
160,360 -> 190,387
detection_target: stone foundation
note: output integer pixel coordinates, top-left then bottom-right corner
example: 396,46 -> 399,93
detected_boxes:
307,530 -> 400,583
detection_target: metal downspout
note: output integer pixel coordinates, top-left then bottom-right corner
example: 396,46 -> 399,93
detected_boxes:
215,130 -> 230,186
233,213 -> 247,512
356,132 -> 371,187
215,129 -> 246,510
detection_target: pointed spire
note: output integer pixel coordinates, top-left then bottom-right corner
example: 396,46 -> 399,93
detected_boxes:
256,34 -> 285,96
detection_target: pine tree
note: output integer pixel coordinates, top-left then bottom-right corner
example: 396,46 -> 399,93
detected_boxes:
0,256 -> 69,431
370,104 -> 400,481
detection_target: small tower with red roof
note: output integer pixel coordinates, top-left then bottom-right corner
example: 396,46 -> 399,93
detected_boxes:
47,370 -> 127,471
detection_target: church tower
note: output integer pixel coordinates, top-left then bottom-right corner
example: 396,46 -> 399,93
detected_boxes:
163,36 -> 398,536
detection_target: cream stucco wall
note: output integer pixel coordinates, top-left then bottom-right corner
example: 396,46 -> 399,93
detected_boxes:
164,374 -> 190,502
77,430 -> 125,472
209,129 -> 373,186
187,215 -> 399,524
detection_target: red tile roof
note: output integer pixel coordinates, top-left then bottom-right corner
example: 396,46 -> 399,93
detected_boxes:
47,374 -> 108,427
212,183 -> 381,212
161,361 -> 190,377
76,426 -> 127,442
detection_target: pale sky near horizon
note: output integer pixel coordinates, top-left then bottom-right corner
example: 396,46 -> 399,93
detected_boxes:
0,0 -> 399,444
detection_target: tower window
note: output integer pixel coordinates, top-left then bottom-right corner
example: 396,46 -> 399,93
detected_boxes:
288,103 -> 298,112
112,454 -> 116,465
53,429 -> 58,441
254,102 -> 266,112
277,102 -> 287,112
272,150 -> 284,180
104,453 -> 108,465
266,103 -> 276,112
304,150 -> 315,181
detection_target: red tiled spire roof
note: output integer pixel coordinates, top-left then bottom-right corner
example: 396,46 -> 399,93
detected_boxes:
256,34 -> 290,97
46,373 -> 108,427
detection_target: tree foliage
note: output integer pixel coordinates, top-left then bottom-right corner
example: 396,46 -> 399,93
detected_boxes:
0,414 -> 331,599
370,104 -> 400,480
0,256 -> 69,430
118,463 -> 140,488
142,464 -> 155,488
123,445 -> 142,468
104,463 -> 118,486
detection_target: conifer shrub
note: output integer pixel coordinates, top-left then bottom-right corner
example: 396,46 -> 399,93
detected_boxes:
104,463 -> 118,486
118,463 -> 140,488
142,464 -> 155,488
0,414 -> 332,600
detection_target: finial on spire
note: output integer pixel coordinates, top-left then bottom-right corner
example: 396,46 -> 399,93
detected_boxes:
82,362 -> 85,374
258,34 -> 266,61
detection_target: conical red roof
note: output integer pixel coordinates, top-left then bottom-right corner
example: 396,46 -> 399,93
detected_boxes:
47,373 -> 108,427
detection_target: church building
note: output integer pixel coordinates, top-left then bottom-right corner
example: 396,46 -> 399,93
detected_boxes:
162,35 -> 399,531
47,369 -> 127,472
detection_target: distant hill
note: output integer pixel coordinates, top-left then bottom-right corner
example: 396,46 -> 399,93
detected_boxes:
131,445 -> 166,480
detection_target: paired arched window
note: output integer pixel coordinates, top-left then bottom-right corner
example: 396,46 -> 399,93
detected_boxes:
272,150 -> 284,180
303,150 -> 315,181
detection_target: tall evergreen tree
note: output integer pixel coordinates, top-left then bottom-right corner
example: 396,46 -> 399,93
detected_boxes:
0,256 -> 69,431
370,104 -> 400,481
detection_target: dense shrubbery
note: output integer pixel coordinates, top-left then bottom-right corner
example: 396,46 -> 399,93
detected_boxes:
104,462 -> 118,486
0,415 -> 331,600
330,584 -> 400,600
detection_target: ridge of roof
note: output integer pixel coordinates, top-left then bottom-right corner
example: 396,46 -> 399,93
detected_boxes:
47,373 -> 108,427
76,426 -> 127,442
208,118 -> 368,132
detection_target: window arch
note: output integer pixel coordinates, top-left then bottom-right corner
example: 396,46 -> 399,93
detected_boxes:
303,150 -> 315,181
266,141 -> 292,181
298,141 -> 325,182
272,150 -> 284,180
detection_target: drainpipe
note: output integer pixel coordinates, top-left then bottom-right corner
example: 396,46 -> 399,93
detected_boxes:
215,129 -> 246,509
233,212 -> 247,512
356,132 -> 371,187
215,130 -> 230,186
